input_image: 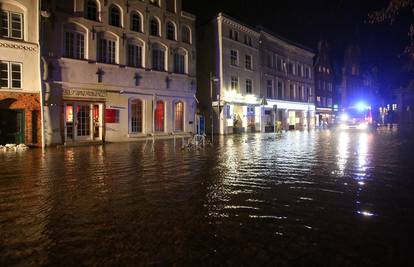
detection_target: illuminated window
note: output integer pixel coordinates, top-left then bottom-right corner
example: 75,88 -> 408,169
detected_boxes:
0,10 -> 23,39
130,99 -> 143,133
174,101 -> 184,132
105,109 -> 120,123
155,100 -> 165,132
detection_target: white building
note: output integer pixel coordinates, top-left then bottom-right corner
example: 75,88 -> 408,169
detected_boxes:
197,13 -> 261,135
0,0 -> 42,146
41,0 -> 197,146
197,13 -> 315,135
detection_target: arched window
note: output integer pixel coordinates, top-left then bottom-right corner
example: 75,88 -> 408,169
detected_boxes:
173,48 -> 187,74
174,101 -> 184,132
150,17 -> 160,36
109,5 -> 121,27
85,0 -> 98,21
97,32 -> 117,64
130,99 -> 143,133
127,39 -> 144,68
181,25 -> 191,44
130,12 -> 142,32
63,23 -> 86,59
151,43 -> 166,71
166,21 -> 176,40
154,100 -> 164,132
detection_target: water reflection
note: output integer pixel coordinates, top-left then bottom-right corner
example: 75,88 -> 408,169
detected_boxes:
0,129 -> 413,265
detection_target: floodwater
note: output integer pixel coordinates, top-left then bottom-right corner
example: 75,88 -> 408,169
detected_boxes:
1,128 -> 414,266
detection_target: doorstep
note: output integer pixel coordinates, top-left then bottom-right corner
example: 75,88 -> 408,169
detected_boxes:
61,140 -> 104,148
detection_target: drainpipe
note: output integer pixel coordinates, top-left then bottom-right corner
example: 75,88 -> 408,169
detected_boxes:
39,0 -> 47,149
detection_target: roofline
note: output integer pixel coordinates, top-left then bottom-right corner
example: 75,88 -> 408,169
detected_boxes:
217,12 -> 259,35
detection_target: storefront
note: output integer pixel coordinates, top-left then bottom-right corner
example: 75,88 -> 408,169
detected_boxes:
62,88 -> 106,144
315,107 -> 334,128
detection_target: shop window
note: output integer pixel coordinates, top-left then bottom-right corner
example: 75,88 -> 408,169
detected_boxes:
105,108 -> 119,123
155,101 -> 164,132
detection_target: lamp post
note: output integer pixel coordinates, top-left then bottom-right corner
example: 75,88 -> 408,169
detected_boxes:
260,96 -> 268,133
210,73 -> 219,143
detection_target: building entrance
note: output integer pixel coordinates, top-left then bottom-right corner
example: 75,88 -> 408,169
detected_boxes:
0,109 -> 25,145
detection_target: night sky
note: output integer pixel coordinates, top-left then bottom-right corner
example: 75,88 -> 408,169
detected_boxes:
183,0 -> 412,95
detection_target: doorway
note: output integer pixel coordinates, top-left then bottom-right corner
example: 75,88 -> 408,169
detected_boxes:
64,102 -> 103,142
0,109 -> 25,145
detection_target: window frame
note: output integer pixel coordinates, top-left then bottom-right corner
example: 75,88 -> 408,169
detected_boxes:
0,10 -> 23,40
127,43 -> 143,68
174,101 -> 184,132
245,79 -> 253,94
130,98 -> 144,134
230,76 -> 239,91
109,5 -> 121,27
245,54 -> 252,70
85,0 -> 99,21
130,12 -> 142,33
230,49 -> 239,66
64,30 -> 85,60
166,21 -> 176,41
0,61 -> 22,89
98,37 -> 116,64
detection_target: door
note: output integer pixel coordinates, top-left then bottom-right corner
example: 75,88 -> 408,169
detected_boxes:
76,103 -> 91,140
0,109 -> 24,145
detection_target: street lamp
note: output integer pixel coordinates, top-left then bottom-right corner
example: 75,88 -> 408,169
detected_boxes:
210,73 -> 219,143
260,96 -> 268,133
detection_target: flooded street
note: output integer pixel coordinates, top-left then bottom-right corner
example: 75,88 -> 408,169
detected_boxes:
1,128 -> 414,266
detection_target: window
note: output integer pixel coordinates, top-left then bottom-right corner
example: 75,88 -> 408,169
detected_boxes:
244,35 -> 252,46
130,12 -> 141,32
245,79 -> 252,94
0,61 -> 21,89
316,96 -> 321,105
150,0 -> 160,7
290,84 -> 295,100
166,0 -> 176,13
173,51 -> 185,74
0,11 -> 23,39
127,44 -> 142,68
231,76 -> 239,90
327,98 -> 332,107
300,86 -> 304,101
105,109 -> 120,123
267,80 -> 273,98
277,57 -> 283,71
64,31 -> 85,59
150,18 -> 160,36
152,46 -> 165,71
287,62 -> 294,75
229,29 -> 238,41
174,101 -> 184,132
230,50 -> 238,66
277,81 -> 283,99
98,38 -> 116,64
167,22 -> 176,40
155,100 -> 164,132
109,5 -> 121,27
297,64 -> 303,77
267,54 -> 273,68
181,26 -> 191,43
130,99 -> 143,133
245,55 -> 252,70
234,30 -> 239,41
85,0 -> 98,21
306,67 -> 311,79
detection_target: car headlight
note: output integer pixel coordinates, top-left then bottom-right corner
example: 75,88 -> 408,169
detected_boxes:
340,114 -> 349,122
357,123 -> 368,130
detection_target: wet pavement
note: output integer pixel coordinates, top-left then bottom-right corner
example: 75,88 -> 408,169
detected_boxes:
1,128 -> 414,266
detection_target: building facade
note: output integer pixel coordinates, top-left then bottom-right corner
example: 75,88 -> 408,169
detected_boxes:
197,13 -> 315,135
314,40 -> 335,126
41,0 -> 196,146
339,44 -> 363,109
0,0 -> 42,146
197,13 -> 261,135
259,29 -> 315,131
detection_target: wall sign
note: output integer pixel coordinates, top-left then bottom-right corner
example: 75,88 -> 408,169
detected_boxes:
63,88 -> 107,99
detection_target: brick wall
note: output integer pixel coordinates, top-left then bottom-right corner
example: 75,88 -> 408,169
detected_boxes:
0,92 -> 42,146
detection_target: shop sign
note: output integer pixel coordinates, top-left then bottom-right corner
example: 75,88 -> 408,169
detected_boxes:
63,88 -> 107,99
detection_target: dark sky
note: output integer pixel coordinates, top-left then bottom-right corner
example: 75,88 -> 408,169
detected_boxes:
183,0 -> 412,91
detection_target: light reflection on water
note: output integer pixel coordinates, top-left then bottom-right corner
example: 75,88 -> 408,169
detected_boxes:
0,129 -> 414,265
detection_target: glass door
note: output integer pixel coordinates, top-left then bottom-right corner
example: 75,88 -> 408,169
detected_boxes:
76,103 -> 91,140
